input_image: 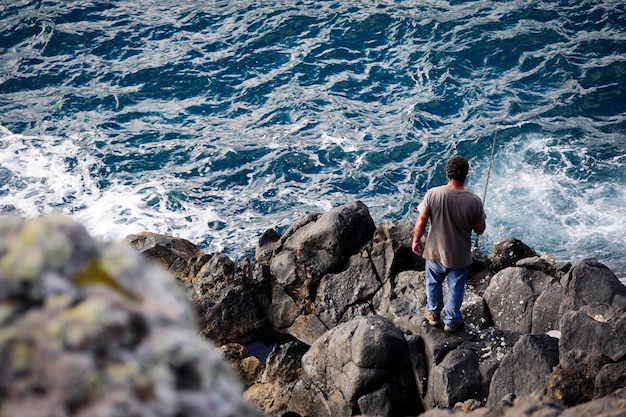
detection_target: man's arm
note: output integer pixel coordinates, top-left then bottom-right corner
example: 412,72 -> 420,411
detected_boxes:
412,213 -> 429,255
473,221 -> 486,235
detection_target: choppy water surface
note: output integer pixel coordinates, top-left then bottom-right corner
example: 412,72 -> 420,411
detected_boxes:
1,1 -> 625,281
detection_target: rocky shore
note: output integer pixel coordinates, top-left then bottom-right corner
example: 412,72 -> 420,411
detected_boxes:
1,201 -> 625,416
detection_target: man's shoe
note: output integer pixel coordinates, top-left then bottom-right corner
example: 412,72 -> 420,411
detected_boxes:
424,309 -> 441,326
444,316 -> 465,332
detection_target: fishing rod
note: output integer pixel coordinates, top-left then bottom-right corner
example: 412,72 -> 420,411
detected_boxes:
474,129 -> 497,249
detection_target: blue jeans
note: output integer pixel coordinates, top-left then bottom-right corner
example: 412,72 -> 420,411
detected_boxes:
425,260 -> 468,326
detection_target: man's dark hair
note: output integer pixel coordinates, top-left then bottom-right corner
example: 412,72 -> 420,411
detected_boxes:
446,156 -> 469,183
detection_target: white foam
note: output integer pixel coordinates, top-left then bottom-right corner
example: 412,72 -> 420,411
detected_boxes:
2,126 -> 625,282
0,129 -> 223,252
320,132 -> 359,152
473,135 -> 626,278
1,133 -> 97,215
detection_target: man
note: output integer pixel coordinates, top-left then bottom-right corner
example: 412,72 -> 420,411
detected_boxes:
412,156 -> 486,332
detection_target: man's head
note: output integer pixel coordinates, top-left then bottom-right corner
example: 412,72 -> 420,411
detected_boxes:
446,156 -> 469,183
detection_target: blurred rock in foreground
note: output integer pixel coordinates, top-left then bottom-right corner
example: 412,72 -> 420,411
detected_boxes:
0,214 -> 264,417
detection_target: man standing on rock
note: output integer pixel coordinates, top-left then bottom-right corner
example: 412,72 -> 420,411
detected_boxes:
412,156 -> 486,332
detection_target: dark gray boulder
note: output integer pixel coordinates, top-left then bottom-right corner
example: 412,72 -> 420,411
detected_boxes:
559,258 -> 626,316
429,347 -> 482,408
239,257 -> 274,318
559,304 -> 626,362
557,261 -> 625,363
487,334 -> 560,406
468,247 -> 493,296
267,201 -> 376,344
314,247 -> 379,330
483,266 -> 562,333
401,317 -> 520,409
288,315 -> 421,417
489,238 -> 538,273
375,269 -> 428,325
516,256 -> 570,279
125,231 -> 274,347
312,220 -> 420,332
474,327 -> 524,405
255,228 -> 282,265
370,219 -> 423,275
462,287 -> 492,330
192,253 -> 272,345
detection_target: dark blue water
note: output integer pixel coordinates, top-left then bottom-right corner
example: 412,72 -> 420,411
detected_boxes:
1,1 -> 625,282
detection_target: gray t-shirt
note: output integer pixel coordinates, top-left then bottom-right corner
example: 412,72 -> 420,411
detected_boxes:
417,185 -> 486,269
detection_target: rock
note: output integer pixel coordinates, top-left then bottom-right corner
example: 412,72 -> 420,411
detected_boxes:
245,341 -> 309,415
487,334 -> 560,406
263,341 -> 308,383
239,257 -> 274,318
515,256 -> 567,278
558,305 -> 626,362
489,238 -> 538,273
192,253 -> 272,345
462,287 -> 492,330
289,315 -> 422,417
473,327 -> 523,405
468,247 -> 493,296
0,215 -> 264,417
220,343 -> 263,388
268,201 -> 376,344
194,252 -> 236,291
420,393 -> 564,416
544,349 -> 615,407
123,231 -> 210,282
420,395 -> 626,416
415,320 -> 467,367
559,396 -> 626,417
125,232 -> 275,348
455,398 -> 482,412
110,204 -> 626,417
371,219 -> 423,273
553,259 -> 626,363
314,246 -> 382,332
429,347 -> 482,408
271,200 -> 375,288
0,215 -> 96,307
594,360 -> 626,399
256,228 -> 282,265
375,270 -> 428,324
559,258 -> 626,316
483,266 -> 561,333
408,322 -> 521,409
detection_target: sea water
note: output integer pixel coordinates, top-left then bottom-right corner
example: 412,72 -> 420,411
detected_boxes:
1,1 -> 625,284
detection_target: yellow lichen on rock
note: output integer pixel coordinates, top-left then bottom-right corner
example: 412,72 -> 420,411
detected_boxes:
72,258 -> 141,301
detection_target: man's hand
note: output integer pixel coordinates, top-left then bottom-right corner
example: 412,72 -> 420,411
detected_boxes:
412,239 -> 424,256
